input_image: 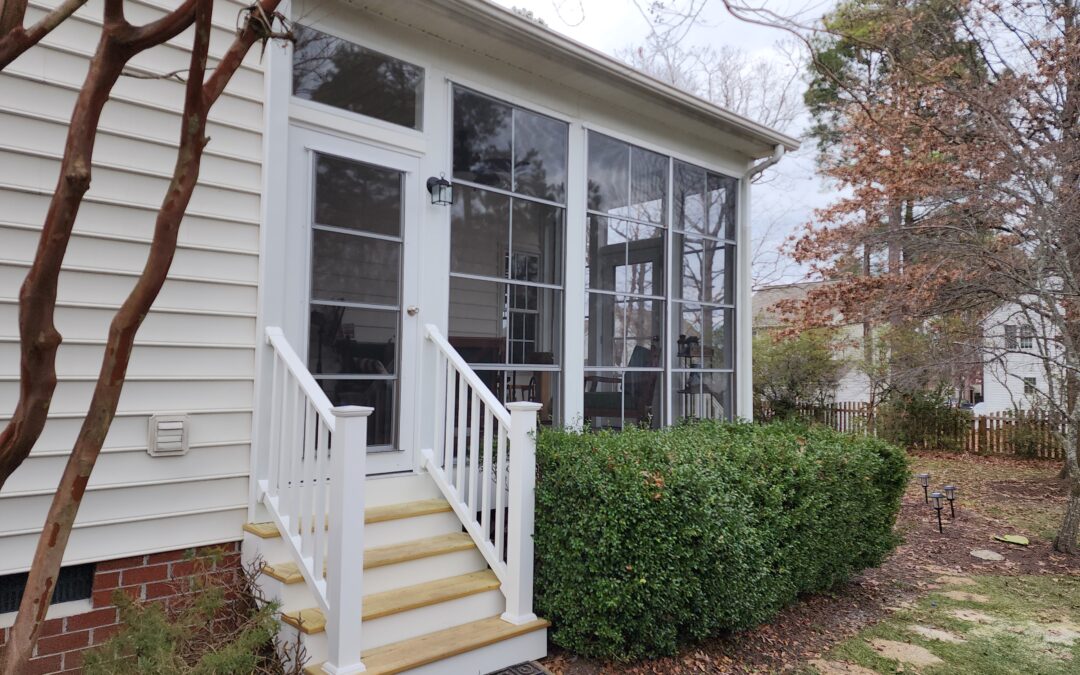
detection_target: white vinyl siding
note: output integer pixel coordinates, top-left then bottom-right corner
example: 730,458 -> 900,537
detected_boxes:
0,0 -> 263,574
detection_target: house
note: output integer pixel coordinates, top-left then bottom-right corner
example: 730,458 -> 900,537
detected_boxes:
980,301 -> 1061,413
752,281 -> 872,402
0,0 -> 798,672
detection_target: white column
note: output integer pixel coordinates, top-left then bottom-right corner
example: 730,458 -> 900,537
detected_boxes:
323,406 -> 372,675
502,401 -> 541,625
735,176 -> 754,421
563,123 -> 587,426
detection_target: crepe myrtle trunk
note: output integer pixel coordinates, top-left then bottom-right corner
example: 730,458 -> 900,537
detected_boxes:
0,0 -> 286,671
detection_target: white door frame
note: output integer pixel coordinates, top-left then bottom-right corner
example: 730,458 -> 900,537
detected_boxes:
286,125 -> 422,474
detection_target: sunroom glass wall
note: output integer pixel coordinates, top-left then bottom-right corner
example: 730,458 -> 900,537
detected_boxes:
448,87 -> 568,425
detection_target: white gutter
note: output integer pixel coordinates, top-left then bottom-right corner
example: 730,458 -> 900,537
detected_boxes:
743,144 -> 786,179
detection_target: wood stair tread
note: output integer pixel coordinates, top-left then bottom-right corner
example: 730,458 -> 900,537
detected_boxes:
364,532 -> 475,569
303,615 -> 550,675
243,499 -> 453,540
261,533 -> 476,584
281,569 -> 501,634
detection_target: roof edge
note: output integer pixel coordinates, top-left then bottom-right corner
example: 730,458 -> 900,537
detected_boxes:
433,0 -> 802,156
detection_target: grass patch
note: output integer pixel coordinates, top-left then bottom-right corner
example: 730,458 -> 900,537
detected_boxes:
824,575 -> 1080,674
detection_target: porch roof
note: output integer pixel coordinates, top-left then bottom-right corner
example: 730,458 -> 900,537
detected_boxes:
354,0 -> 802,160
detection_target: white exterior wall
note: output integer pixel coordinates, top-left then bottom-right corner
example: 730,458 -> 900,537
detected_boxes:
981,302 -> 1057,413
0,0 -> 264,574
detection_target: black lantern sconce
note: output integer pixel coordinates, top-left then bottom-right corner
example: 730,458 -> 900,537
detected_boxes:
426,174 -> 453,206
930,491 -> 945,533
943,485 -> 958,518
917,473 -> 930,503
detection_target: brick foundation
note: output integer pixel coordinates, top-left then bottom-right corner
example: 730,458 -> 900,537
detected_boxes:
0,541 -> 242,674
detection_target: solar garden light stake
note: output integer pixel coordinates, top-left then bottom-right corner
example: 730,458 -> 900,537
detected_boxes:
931,491 -> 945,533
943,485 -> 957,518
917,473 -> 930,503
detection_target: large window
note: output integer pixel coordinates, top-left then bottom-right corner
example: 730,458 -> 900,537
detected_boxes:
585,132 -> 738,428
292,24 -> 424,130
449,87 -> 568,424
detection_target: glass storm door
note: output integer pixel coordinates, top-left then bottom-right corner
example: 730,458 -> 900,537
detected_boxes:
290,128 -> 419,474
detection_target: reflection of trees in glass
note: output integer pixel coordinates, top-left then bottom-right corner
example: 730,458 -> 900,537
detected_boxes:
314,154 -> 400,235
292,24 -> 423,129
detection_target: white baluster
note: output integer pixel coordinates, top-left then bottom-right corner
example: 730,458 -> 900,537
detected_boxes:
468,394 -> 480,513
456,379 -> 468,493
323,405 -> 371,675
494,422 -> 507,565
267,354 -> 282,499
502,402 -> 541,625
481,407 -> 493,544
301,403 -> 317,558
312,418 -> 329,591
443,363 -> 455,473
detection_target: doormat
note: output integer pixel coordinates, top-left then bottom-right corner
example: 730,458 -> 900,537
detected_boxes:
487,662 -> 552,675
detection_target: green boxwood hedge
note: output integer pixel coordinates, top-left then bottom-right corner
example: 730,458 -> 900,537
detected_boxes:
534,420 -> 908,661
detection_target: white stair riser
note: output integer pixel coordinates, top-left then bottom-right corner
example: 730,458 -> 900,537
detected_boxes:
363,548 -> 488,594
389,628 -> 548,675
365,511 -> 462,548
243,531 -> 294,566
364,473 -> 442,507
361,589 -> 505,651
276,623 -> 323,671
257,574 -> 318,613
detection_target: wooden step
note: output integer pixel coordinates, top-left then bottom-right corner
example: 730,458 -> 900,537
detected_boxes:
303,615 -> 550,675
281,569 -> 501,634
243,499 -> 453,540
261,533 -> 476,585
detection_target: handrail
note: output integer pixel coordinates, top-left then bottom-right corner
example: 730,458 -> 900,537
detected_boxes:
423,323 -> 539,624
257,327 -> 368,673
425,325 -> 511,428
265,326 -> 336,431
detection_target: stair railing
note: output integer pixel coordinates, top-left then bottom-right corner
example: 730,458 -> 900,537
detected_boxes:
422,324 -> 539,624
259,327 -> 368,674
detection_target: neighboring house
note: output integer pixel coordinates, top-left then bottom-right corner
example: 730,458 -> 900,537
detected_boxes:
0,1 -> 797,672
753,282 -> 872,402
981,301 -> 1061,413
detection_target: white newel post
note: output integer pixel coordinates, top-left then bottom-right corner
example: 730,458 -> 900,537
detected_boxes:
323,405 -> 371,675
502,401 -> 541,625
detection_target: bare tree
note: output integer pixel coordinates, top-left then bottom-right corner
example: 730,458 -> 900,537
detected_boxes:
0,0 -> 289,669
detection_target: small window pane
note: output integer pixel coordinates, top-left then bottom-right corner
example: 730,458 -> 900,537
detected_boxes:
585,294 -> 663,367
587,133 -> 629,215
293,24 -> 423,130
450,185 -> 510,279
449,276 -> 562,366
630,147 -> 667,224
673,371 -> 732,421
453,88 -> 512,191
583,371 -> 662,429
311,230 -> 399,306
673,304 -> 732,369
309,305 -> 397,375
674,161 -> 707,235
314,154 -> 402,237
586,216 -> 664,296
512,200 -> 563,285
317,378 -> 396,446
474,370 -> 559,425
707,172 -> 738,240
514,109 -> 568,203
675,234 -> 732,304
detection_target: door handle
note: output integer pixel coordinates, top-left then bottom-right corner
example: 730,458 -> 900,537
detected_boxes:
406,306 -> 420,316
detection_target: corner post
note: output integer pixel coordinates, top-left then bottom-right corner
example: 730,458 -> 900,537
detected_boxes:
502,401 -> 541,625
323,405 -> 372,675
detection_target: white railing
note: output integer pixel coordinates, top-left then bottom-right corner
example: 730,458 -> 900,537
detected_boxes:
422,324 -> 539,624
259,327 -> 368,675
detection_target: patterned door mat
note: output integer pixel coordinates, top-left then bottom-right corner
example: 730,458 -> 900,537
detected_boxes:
487,662 -> 552,675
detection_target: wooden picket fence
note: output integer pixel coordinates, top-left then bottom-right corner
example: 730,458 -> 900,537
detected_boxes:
766,402 -> 1068,460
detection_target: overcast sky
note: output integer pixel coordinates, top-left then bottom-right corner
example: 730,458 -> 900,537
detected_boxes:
491,0 -> 835,287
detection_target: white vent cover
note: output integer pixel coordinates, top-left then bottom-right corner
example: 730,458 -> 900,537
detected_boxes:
148,415 -> 189,457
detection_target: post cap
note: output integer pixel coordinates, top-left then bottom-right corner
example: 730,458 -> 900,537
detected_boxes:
331,405 -> 374,418
506,402 -> 543,412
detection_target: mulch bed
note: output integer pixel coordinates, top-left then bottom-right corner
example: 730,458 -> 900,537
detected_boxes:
539,451 -> 1079,674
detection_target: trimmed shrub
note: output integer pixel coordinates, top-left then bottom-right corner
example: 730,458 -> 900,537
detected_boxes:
534,420 -> 908,661
875,388 -> 971,452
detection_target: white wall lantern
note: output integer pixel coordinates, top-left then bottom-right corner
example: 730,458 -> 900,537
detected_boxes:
426,174 -> 453,206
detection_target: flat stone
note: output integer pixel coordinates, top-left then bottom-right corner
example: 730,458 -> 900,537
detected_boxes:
994,534 -> 1030,546
939,591 -> 990,603
869,639 -> 944,667
907,625 -> 967,643
809,660 -> 880,675
971,549 -> 1005,561
935,575 -> 976,586
951,609 -> 997,624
